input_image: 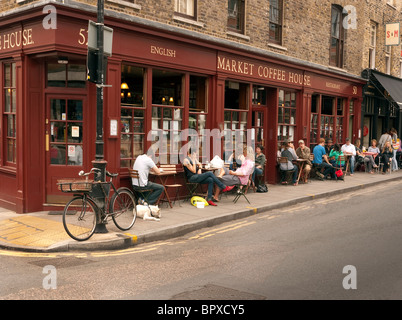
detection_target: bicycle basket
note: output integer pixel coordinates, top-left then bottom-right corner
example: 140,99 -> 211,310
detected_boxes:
57,179 -> 94,193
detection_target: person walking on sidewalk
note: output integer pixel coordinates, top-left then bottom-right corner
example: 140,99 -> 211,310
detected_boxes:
183,149 -> 234,206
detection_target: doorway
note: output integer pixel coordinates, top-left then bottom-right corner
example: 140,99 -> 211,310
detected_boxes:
45,95 -> 88,203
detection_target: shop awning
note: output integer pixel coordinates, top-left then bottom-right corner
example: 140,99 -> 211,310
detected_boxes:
372,71 -> 402,108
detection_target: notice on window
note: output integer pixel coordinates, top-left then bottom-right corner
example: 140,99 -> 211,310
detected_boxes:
68,145 -> 76,157
71,126 -> 80,138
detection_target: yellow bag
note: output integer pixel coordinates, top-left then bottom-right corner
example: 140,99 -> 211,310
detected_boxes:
190,196 -> 209,207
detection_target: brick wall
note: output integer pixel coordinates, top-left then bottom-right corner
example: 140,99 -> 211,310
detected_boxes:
2,0 -> 401,77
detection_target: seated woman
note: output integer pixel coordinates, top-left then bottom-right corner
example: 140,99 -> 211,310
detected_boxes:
329,144 -> 345,168
381,141 -> 393,174
183,149 -> 234,206
364,139 -> 380,173
213,146 -> 255,200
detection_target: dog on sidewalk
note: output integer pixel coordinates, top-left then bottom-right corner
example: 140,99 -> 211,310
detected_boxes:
135,205 -> 161,221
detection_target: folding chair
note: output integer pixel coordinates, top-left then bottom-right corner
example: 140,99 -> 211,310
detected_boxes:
129,169 -> 155,204
279,157 -> 295,184
233,180 -> 251,204
180,165 -> 206,202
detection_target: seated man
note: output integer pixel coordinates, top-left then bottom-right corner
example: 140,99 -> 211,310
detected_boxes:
183,149 -> 234,206
295,139 -> 311,183
312,138 -> 336,180
279,141 -> 299,186
341,138 -> 356,176
132,154 -> 164,205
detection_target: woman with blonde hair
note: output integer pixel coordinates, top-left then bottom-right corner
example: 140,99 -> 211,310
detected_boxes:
381,141 -> 393,174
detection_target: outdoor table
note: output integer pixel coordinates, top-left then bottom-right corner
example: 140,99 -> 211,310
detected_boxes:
150,170 -> 178,208
294,158 -> 308,183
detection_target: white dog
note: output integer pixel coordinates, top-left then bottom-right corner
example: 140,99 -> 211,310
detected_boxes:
135,205 -> 161,221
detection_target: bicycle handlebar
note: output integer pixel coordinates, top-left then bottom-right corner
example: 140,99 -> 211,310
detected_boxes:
78,168 -> 118,178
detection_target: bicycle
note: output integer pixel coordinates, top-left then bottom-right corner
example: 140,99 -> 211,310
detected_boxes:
58,168 -> 136,241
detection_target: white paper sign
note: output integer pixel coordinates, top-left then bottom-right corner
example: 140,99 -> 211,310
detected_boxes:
71,126 -> 80,138
68,145 -> 76,157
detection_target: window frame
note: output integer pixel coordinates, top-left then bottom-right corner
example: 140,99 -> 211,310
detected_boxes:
2,61 -> 17,167
227,0 -> 246,34
329,5 -> 346,68
369,22 -> 377,69
174,0 -> 197,20
277,89 -> 297,143
269,0 -> 283,45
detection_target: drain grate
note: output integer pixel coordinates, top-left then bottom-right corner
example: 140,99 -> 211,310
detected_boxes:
171,284 -> 266,300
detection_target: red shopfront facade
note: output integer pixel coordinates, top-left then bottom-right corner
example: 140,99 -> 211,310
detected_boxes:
0,4 -> 364,213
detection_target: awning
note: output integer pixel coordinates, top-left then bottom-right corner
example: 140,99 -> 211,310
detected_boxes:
371,71 -> 402,108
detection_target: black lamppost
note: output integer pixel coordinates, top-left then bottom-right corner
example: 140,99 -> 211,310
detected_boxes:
92,0 -> 108,233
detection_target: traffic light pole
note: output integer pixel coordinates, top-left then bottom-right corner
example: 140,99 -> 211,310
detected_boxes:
93,0 -> 108,234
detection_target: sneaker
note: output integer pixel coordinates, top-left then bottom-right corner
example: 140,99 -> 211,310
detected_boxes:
222,185 -> 235,193
207,200 -> 217,206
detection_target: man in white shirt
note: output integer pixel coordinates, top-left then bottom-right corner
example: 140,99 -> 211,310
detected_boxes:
341,138 -> 356,176
132,154 -> 164,205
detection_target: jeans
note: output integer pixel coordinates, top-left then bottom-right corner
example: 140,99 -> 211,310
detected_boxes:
315,162 -> 335,179
189,171 -> 226,200
280,166 -> 298,184
348,156 -> 355,174
252,167 -> 263,184
132,181 -> 164,205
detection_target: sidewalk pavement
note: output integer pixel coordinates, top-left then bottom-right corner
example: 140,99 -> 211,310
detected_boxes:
1,170 -> 402,253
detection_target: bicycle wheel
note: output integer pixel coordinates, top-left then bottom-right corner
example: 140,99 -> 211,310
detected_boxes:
110,187 -> 136,231
63,196 -> 97,241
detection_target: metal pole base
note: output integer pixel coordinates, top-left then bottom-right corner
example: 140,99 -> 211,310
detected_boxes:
94,222 -> 108,234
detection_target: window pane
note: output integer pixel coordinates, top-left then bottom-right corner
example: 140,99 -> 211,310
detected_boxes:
51,122 -> 66,142
152,69 -> 183,106
189,75 -> 207,112
67,64 -> 86,88
47,64 -> 66,87
51,99 -> 66,120
68,100 -> 83,120
228,0 -> 244,32
121,65 -> 144,107
4,64 -> 11,87
331,8 -> 340,38
7,115 -> 15,137
175,0 -> 195,16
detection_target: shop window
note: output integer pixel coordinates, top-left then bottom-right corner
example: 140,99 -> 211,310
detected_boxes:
227,0 -> 245,34
224,81 -> 249,153
278,90 -> 296,142
329,5 -> 345,68
269,0 -> 283,45
320,96 -> 335,142
50,99 -> 83,166
120,65 -> 145,168
189,75 -> 208,162
252,86 -> 267,105
348,100 -> 354,140
2,62 -> 17,165
310,94 -> 320,147
336,98 -> 345,142
152,69 -> 184,164
47,63 -> 86,88
174,0 -> 196,19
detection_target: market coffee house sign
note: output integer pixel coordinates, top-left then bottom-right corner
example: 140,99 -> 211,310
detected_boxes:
217,55 -> 312,87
